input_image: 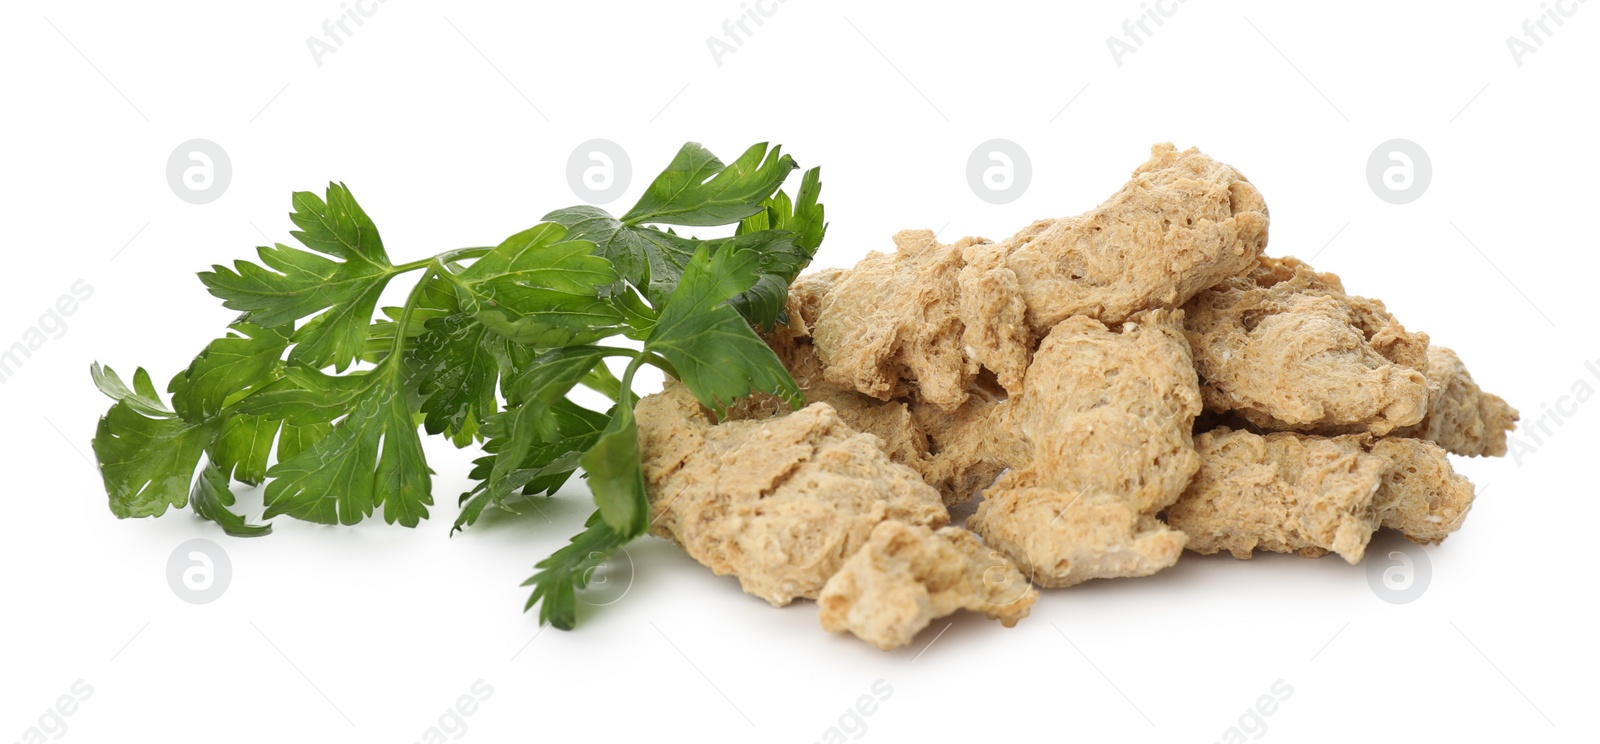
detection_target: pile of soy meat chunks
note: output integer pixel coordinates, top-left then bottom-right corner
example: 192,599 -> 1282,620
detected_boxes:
634,144 -> 1517,650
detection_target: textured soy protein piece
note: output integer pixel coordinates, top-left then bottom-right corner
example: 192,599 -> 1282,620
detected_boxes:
1394,346 -> 1519,457
810,230 -> 980,411
1182,255 -> 1432,436
732,272 -> 1020,506
975,143 -> 1269,333
658,142 -> 1516,648
1163,428 -> 1389,562
970,487 -> 1189,587
968,309 -> 1201,586
806,144 -> 1268,408
1368,437 -> 1477,543
818,521 -> 1037,650
635,383 -> 949,606
1165,428 -> 1477,563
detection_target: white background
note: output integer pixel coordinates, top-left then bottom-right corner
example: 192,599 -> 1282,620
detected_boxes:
2,1 -> 1594,742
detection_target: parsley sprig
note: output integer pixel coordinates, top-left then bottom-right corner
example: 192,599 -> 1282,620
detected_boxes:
90,142 -> 825,628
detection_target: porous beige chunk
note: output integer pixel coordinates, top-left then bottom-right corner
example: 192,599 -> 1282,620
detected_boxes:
999,310 -> 1202,512
734,321 -> 934,477
968,309 -> 1201,586
1164,429 -> 1387,562
911,392 -> 1019,507
1369,437 -> 1476,543
1394,346 -> 1519,457
818,521 -> 1038,650
970,488 -> 1188,586
810,231 -> 980,411
636,383 -> 948,606
974,143 -> 1269,333
734,272 -> 1027,507
1165,428 -> 1477,563
957,243 -> 1033,392
728,274 -> 949,498
807,144 -> 1268,408
1183,255 -> 1431,436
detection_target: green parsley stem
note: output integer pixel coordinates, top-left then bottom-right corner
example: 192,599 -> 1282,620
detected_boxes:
643,352 -> 679,379
389,266 -> 441,361
618,353 -> 649,408
581,363 -> 624,399
395,246 -> 494,274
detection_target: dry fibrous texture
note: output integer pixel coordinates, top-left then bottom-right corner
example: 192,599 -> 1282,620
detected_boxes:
957,243 -> 1034,393
728,273 -> 954,499
1165,429 -> 1387,562
1368,437 -> 1476,543
971,488 -> 1188,587
1183,255 -> 1431,436
998,310 -> 1202,511
617,142 -> 1515,651
1394,346 -> 1519,457
805,144 -> 1268,409
810,231 -> 981,411
734,272 -> 1024,506
1165,428 -> 1475,563
817,521 -> 1038,650
969,309 -> 1201,586
735,319 -> 934,477
910,392 -> 1019,506
636,383 -> 948,606
973,143 -> 1269,334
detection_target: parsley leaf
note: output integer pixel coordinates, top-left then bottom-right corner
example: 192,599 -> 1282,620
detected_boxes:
707,230 -> 814,330
411,309 -> 510,440
542,207 -> 698,306
198,184 -> 401,372
211,414 -> 281,485
731,166 -> 827,328
168,322 -> 291,422
445,224 -> 624,346
544,145 -> 811,310
91,362 -> 171,419
581,401 -> 648,536
90,140 -> 827,630
520,511 -> 630,630
454,399 -> 609,533
622,142 -> 797,227
738,165 -> 826,252
259,365 -> 433,527
485,346 -> 621,504
191,460 -> 272,537
91,364 -> 272,535
91,365 -> 212,519
646,242 -> 803,416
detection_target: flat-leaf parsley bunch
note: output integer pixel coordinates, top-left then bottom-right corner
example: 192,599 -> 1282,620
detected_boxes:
90,142 -> 824,628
